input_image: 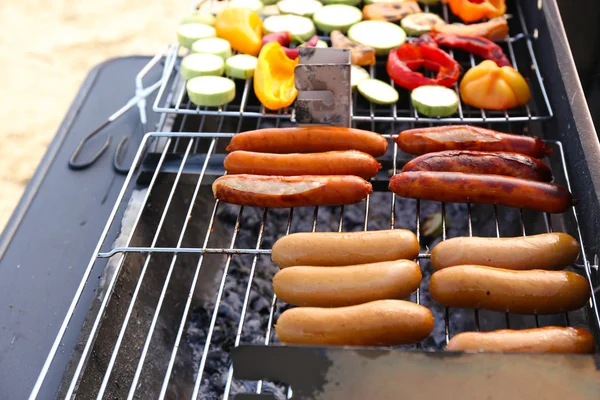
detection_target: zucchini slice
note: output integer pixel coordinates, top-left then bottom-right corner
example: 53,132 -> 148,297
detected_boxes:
225,54 -> 259,79
277,0 -> 323,17
347,20 -> 406,55
351,65 -> 370,91
263,14 -> 316,41
180,11 -> 215,26
401,12 -> 445,36
321,0 -> 361,5
411,85 -> 459,117
187,76 -> 236,107
191,38 -> 232,60
177,23 -> 217,49
180,53 -> 225,81
229,0 -> 264,13
358,78 -> 399,104
313,4 -> 362,33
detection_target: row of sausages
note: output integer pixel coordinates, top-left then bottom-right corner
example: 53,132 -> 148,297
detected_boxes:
271,230 -> 594,353
212,125 -> 574,214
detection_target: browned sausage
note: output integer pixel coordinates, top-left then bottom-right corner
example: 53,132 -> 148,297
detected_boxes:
224,150 -> 381,179
271,229 -> 420,268
226,126 -> 388,156
388,171 -> 573,214
429,265 -> 591,314
395,125 -> 551,158
430,233 -> 581,271
213,175 -> 372,208
446,327 -> 595,354
275,300 -> 434,346
402,150 -> 553,182
273,260 -> 422,307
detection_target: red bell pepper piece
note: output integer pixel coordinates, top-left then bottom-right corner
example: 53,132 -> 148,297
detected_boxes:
282,35 -> 320,60
418,32 -> 511,67
262,31 -> 292,47
387,43 -> 461,90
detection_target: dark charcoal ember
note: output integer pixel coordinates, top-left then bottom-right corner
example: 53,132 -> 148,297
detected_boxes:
187,191 -> 522,396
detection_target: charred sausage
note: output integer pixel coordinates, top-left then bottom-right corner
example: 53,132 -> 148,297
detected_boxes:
226,126 -> 388,156
388,171 -> 573,214
402,150 -> 553,182
271,229 -> 420,268
224,150 -> 382,179
273,260 -> 422,307
213,175 -> 372,208
395,125 -> 551,158
430,233 -> 580,271
446,327 -> 595,354
275,300 -> 434,346
429,265 -> 591,314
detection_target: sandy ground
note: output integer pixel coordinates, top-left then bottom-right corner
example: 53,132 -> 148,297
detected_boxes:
0,0 -> 189,231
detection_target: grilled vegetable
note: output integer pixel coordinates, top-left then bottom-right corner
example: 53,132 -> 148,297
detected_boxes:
351,65 -> 370,90
447,0 -> 506,23
460,60 -> 531,110
348,20 -> 407,55
254,42 -> 299,110
446,327 -> 595,354
180,11 -> 216,26
387,42 -> 460,90
411,85 -> 458,117
321,0 -> 361,5
358,79 -> 399,105
261,31 -> 292,47
432,17 -> 509,41
273,260 -> 422,307
186,76 -> 236,106
362,1 -> 421,22
224,150 -> 382,179
263,14 -> 316,41
389,171 -> 573,214
177,23 -> 217,49
401,12 -> 445,36
271,229 -> 419,268
180,53 -> 225,80
212,174 -> 372,208
430,233 -> 580,271
191,37 -> 232,60
418,32 -> 511,67
429,265 -> 590,314
278,0 -> 323,16
225,54 -> 258,79
276,300 -> 434,346
395,125 -> 552,158
226,126 -> 388,156
229,0 -> 264,13
215,8 -> 263,55
313,4 -> 362,33
330,30 -> 376,66
402,150 -> 553,181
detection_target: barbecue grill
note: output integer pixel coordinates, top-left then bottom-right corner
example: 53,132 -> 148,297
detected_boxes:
24,0 -> 600,399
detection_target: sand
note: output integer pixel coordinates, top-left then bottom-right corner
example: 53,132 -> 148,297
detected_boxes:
0,0 -> 189,231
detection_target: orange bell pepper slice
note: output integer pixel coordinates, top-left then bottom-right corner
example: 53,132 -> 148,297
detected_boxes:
448,0 -> 506,23
215,8 -> 262,56
254,42 -> 299,110
459,60 -> 531,110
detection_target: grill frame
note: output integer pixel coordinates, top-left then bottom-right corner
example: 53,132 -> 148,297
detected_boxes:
28,0 -> 600,399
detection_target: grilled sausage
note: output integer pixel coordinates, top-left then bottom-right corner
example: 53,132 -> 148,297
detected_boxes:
429,265 -> 591,314
272,229 -> 420,268
430,233 -> 580,271
226,126 -> 388,156
273,260 -> 422,307
275,300 -> 434,346
388,172 -> 573,214
432,17 -> 509,41
446,327 -> 595,354
395,125 -> 551,158
362,2 -> 422,22
402,150 -> 553,182
213,175 -> 372,208
224,150 -> 382,179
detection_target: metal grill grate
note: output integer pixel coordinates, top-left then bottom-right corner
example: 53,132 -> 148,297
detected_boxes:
154,0 -> 552,124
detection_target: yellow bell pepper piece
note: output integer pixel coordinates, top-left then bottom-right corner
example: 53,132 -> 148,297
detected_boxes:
459,60 -> 531,110
215,8 -> 262,56
254,42 -> 299,110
